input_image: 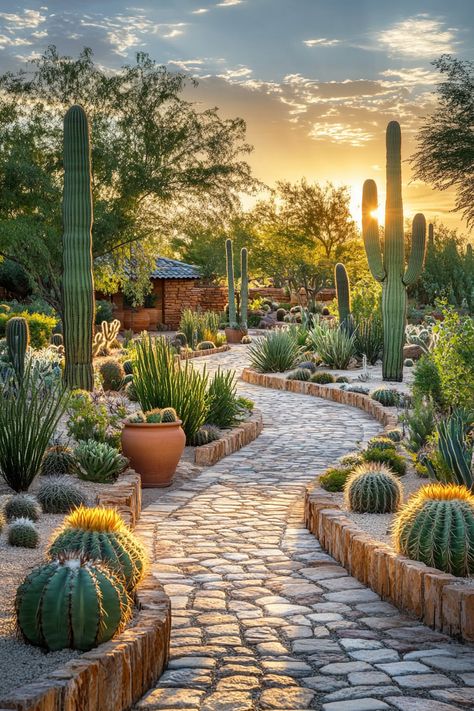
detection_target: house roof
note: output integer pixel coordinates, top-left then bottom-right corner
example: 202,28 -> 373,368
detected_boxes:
151,257 -> 201,280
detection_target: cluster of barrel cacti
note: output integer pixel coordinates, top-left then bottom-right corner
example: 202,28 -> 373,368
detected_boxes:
126,407 -> 179,424
16,506 -> 146,651
225,238 -> 249,329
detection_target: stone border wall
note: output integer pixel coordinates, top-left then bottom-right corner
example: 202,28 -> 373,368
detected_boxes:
241,368 -> 474,644
96,469 -> 142,528
194,410 -> 263,466
179,344 -> 230,360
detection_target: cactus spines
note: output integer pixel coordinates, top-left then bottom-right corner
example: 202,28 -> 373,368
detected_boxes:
5,494 -> 41,522
6,316 -> 29,379
40,444 -> 77,477
240,247 -> 248,329
16,555 -> 132,650
335,263 -> 351,326
62,105 -> 95,391
345,463 -> 402,513
8,518 -> 39,548
362,121 -> 426,381
50,333 -> 63,347
93,319 -> 121,355
161,407 -> 178,423
225,238 -> 237,328
393,484 -> 474,577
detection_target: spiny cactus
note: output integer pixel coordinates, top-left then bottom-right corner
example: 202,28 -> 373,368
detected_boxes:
189,424 -> 220,447
404,358 -> 414,367
335,263 -> 351,327
393,484 -> 474,576
240,247 -> 248,329
174,332 -> 188,347
345,463 -> 402,513
145,408 -> 162,423
127,411 -> 146,424
48,507 -> 147,591
5,494 -> 41,522
37,476 -> 88,513
16,554 -> 132,650
6,316 -> 29,379
99,358 -> 125,390
310,371 -> 335,384
286,368 -> 311,381
276,308 -> 287,322
75,439 -> 127,483
366,436 -> 396,452
8,518 -> 39,548
161,407 -> 178,423
197,341 -> 216,350
93,319 -> 121,356
362,121 -> 426,381
339,451 -> 364,468
40,444 -> 77,477
50,333 -> 63,347
370,387 -> 400,406
385,428 -> 403,443
62,105 -> 95,391
241,335 -> 252,344
122,359 -> 133,375
226,238 -> 237,328
363,447 -> 407,476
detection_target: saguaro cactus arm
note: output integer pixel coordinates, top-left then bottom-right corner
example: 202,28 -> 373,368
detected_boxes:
403,213 -> 426,286
362,179 -> 385,283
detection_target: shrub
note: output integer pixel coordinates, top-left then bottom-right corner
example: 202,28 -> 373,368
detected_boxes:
345,463 -> 402,513
404,397 -> 436,452
5,494 -> 41,522
354,316 -> 383,365
207,368 -> 240,428
0,311 -> 57,348
248,330 -> 301,373
363,447 -> 407,476
38,476 -> 88,513
320,467 -> 352,492
393,484 -> 474,576
75,440 -> 127,483
179,309 -> 219,348
95,300 -> 114,325
16,556 -> 132,650
40,444 -> 77,477
286,368 -> 311,381
197,341 -> 215,350
310,371 -> 335,384
49,507 -> 147,591
8,518 -> 39,548
99,359 -> 125,391
307,322 -> 356,369
432,306 -> 474,408
0,366 -> 70,491
66,390 -> 126,448
412,355 -> 444,406
366,436 -> 396,452
370,388 -> 400,407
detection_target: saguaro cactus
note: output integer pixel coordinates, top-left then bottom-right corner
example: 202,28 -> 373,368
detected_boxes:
334,263 -> 351,326
225,238 -> 237,328
62,105 -> 95,390
6,316 -> 29,379
240,247 -> 248,329
428,223 -> 434,247
362,121 -> 426,381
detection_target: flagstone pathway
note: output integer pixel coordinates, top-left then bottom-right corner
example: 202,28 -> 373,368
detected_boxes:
134,347 -> 474,711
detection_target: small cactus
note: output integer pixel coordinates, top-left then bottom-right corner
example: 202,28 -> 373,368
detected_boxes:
385,428 -> 403,443
122,359 -> 133,375
298,361 -> 317,373
99,358 -> 125,390
126,411 -> 146,423
174,332 -> 188,347
196,341 -> 215,351
4,494 -> 41,522
50,333 -> 64,347
310,371 -> 335,384
335,262 -> 351,326
241,335 -> 252,344
37,476 -> 88,514
40,444 -> 78,477
338,452 -> 364,468
6,316 -> 29,379
404,358 -> 414,367
286,368 -> 311,381
189,425 -> 220,447
370,388 -> 400,407
276,308 -> 287,322
161,407 -> 178,423
345,463 -> 403,513
145,408 -> 162,423
342,384 -> 370,395
8,518 -> 39,548
366,436 -> 396,452
336,376 -> 349,383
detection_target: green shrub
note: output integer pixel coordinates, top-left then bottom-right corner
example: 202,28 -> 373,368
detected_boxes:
40,444 -> 77,477
38,476 -> 88,513
404,397 -> 436,452
75,440 -> 127,483
432,306 -> 474,409
5,494 -> 41,522
320,467 -> 352,492
286,368 -> 311,381
248,330 -> 301,373
363,447 -> 407,476
338,452 -> 364,468
310,371 -> 335,384
66,390 -> 126,448
8,518 -> 39,548
307,322 -> 356,369
354,316 -> 383,365
412,355 -> 444,406
99,359 -> 125,391
345,463 -> 402,513
0,311 -> 57,348
95,300 -> 114,325
370,388 -> 400,407
421,410 -> 474,491
207,368 -> 240,428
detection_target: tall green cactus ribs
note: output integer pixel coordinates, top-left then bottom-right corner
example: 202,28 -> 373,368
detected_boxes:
334,263 -> 351,326
62,105 -> 95,391
240,247 -> 248,329
225,238 -> 237,328
362,121 -> 426,381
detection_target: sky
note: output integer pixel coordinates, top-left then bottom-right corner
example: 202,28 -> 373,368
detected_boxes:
0,0 -> 473,232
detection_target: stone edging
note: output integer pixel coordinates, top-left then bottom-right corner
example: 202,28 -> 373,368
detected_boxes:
179,344 -> 230,360
96,469 -> 142,528
194,409 -> 264,466
241,368 -> 474,644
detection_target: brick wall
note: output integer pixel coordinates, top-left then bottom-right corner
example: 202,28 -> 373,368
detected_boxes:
163,281 -> 228,329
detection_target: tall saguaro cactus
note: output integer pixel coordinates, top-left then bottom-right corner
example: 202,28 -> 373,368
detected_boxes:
334,263 -> 351,326
240,247 -> 248,329
6,316 -> 29,379
62,105 -> 95,391
225,238 -> 238,328
362,121 -> 426,382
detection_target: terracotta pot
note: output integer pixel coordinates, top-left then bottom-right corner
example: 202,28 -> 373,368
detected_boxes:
225,326 -> 248,344
121,421 -> 185,488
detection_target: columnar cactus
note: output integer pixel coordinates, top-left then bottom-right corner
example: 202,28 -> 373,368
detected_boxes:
334,263 -> 351,326
16,555 -> 132,650
345,463 -> 402,513
240,247 -> 248,329
62,105 -> 95,391
362,121 -> 426,381
428,223 -> 434,247
6,316 -> 29,379
225,238 -> 237,328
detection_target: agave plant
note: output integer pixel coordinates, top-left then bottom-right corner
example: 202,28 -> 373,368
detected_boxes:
248,330 -> 302,373
307,322 -> 356,370
422,410 -> 474,491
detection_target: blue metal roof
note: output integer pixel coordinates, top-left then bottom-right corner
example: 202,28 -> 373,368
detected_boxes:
151,257 -> 201,280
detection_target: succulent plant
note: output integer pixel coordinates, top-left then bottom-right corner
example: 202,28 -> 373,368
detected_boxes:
345,463 -> 402,513
125,380 -> 138,401
197,341 -> 216,350
366,436 -> 397,452
297,361 -> 317,373
8,518 -> 39,548
4,494 -> 41,522
240,247 -> 248,329
336,376 -> 349,383
99,359 -> 125,391
48,507 -> 147,591
393,484 -> 474,576
320,467 -> 352,492
370,388 -> 400,407
226,238 -> 238,328
338,452 -> 364,468
341,384 -> 370,395
122,373 -> 134,386
161,407 -> 178,423
16,554 -> 132,650
50,333 -> 63,347
404,358 -> 414,367
122,359 -> 133,375
241,335 -> 252,344
174,332 -> 188,347
75,439 -> 127,483
62,105 -> 95,391
145,408 -> 162,423
40,444 -> 78,477
335,262 -> 351,327
363,447 -> 407,476
37,476 -> 88,514
92,320 -> 121,356
286,368 -> 311,381
126,411 -> 146,423
6,316 -> 29,379
310,371 -> 335,384
189,424 -> 221,447
276,308 -> 287,321
385,428 -> 403,443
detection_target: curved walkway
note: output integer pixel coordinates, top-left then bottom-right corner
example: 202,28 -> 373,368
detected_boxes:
135,347 -> 474,711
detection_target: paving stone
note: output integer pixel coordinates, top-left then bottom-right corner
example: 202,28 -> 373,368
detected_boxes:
430,688 -> 474,706
136,688 -> 205,709
200,691 -> 253,711
376,661 -> 430,675
387,698 -> 464,711
349,649 -> 399,663
339,638 -> 382,651
348,672 -> 391,685
394,674 -> 455,689
259,687 -> 315,708
320,661 -> 373,675
158,669 -> 212,688
322,699 -> 390,711
323,685 -> 401,702
422,655 -> 474,672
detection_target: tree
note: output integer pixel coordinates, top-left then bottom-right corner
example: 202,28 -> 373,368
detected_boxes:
0,46 -> 257,313
411,55 -> 474,228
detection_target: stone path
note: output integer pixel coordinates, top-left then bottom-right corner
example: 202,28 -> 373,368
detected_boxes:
134,347 -> 474,711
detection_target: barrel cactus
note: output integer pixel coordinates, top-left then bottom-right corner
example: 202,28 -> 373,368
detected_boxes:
50,333 -> 63,347
362,122 -> 426,381
37,476 -> 87,513
161,407 -> 178,423
8,518 -> 39,548
189,425 -> 220,447
366,436 -> 397,452
385,428 -> 403,443
6,316 -> 29,379
393,484 -> 474,576
16,554 -> 132,650
48,507 -> 146,590
335,263 -> 351,327
276,308 -> 287,322
310,371 -> 335,384
286,368 -> 311,381
370,388 -> 400,407
62,105 -> 95,391
5,494 -> 41,522
345,463 -> 403,513
122,359 -> 133,375
197,341 -> 216,351
145,408 -> 162,423
40,444 -> 77,477
99,359 -> 125,391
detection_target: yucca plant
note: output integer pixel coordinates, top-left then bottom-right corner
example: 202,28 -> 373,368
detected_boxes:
248,330 -> 302,373
354,316 -> 383,365
133,336 -> 209,441
207,368 -> 240,428
422,410 -> 474,491
307,322 -> 356,369
0,365 -> 70,491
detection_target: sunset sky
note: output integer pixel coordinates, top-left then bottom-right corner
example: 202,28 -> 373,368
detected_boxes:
0,1 -> 473,232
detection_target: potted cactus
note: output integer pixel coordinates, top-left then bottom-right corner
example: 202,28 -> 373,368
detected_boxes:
121,407 -> 185,487
224,239 -> 249,344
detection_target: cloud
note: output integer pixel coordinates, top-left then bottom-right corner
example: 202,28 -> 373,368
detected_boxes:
218,65 -> 252,79
303,38 -> 340,47
192,8 -> 209,13
309,122 -> 374,147
378,15 -> 458,57
216,0 -> 244,6
380,67 -> 440,87
0,9 -> 46,29
0,34 -> 32,49
81,15 -> 187,55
